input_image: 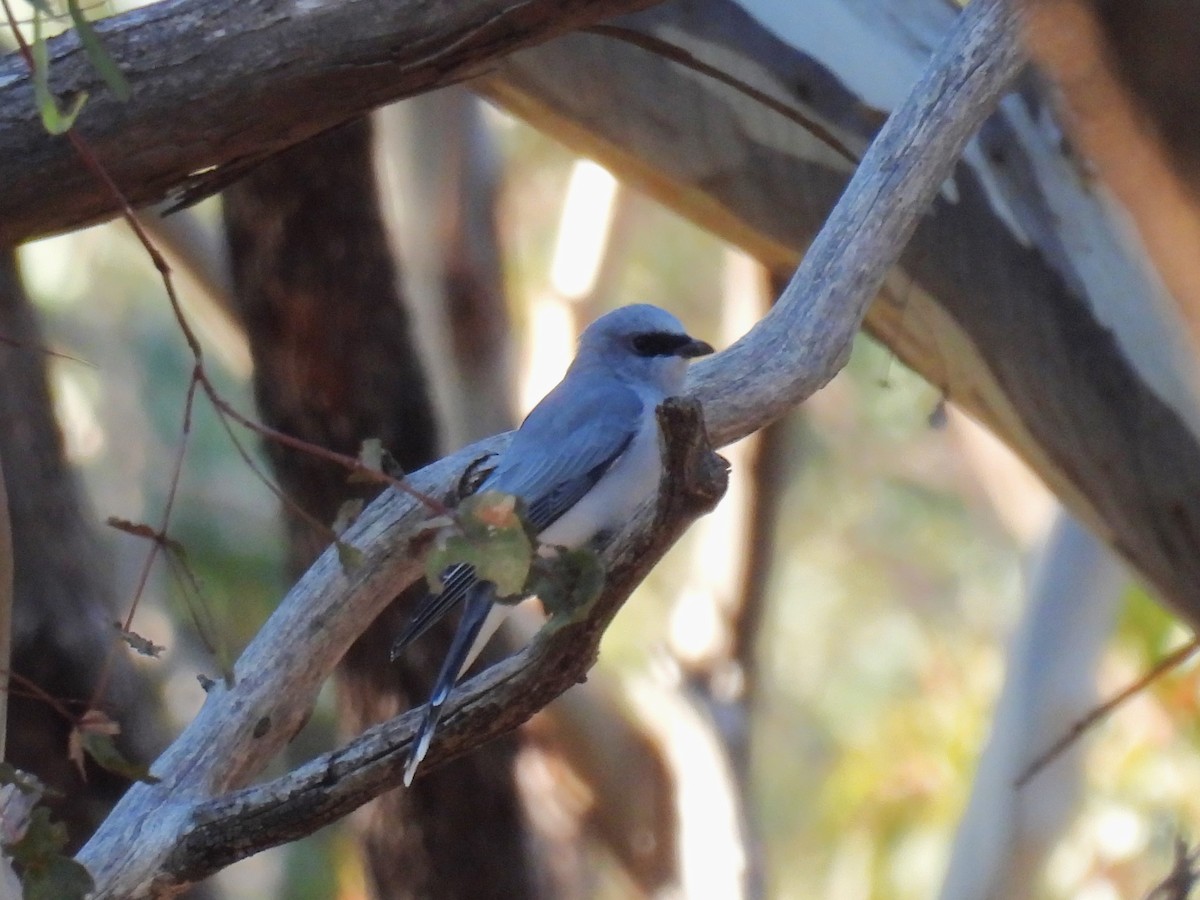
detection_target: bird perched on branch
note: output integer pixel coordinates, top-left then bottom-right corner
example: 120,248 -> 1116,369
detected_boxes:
392,303 -> 714,785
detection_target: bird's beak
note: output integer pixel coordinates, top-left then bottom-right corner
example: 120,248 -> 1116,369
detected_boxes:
676,337 -> 715,358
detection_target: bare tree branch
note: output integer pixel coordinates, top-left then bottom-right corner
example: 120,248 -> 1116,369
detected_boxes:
686,0 -> 1024,448
0,0 -> 664,244
482,0 -> 1200,632
74,2 -> 1023,895
163,398 -> 727,885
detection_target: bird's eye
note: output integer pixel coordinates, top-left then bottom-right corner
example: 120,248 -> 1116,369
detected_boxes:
631,332 -> 684,357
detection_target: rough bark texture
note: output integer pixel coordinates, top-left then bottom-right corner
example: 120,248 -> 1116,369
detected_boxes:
479,0 -> 1200,629
222,118 -> 538,899
0,0 -> 664,244
0,251 -> 163,849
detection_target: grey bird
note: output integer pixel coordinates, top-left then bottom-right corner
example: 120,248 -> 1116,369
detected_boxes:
392,303 -> 714,785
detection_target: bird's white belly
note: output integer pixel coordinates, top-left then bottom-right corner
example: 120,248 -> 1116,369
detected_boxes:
460,404 -> 662,677
535,403 -> 662,549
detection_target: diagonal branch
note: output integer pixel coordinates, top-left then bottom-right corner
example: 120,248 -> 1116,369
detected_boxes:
686,0 -> 1025,447
75,2 -> 1025,896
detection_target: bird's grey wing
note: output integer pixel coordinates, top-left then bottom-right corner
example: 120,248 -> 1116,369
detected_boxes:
390,380 -> 644,661
488,378 -> 645,532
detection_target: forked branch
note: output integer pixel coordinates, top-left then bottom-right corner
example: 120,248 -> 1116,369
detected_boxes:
75,2 -> 1025,896
163,399 -> 727,884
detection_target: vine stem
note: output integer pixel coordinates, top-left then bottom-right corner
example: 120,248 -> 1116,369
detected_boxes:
0,0 -> 449,723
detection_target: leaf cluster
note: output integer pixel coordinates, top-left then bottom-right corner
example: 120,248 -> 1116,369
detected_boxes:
422,490 -> 605,617
0,766 -> 93,900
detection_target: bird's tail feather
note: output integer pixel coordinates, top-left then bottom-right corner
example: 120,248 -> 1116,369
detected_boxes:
390,563 -> 477,662
403,583 -> 494,786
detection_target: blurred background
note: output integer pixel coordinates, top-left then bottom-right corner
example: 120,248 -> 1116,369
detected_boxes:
6,2 -> 1200,898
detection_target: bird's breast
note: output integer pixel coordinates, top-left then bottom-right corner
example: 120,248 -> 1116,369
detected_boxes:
535,404 -> 663,549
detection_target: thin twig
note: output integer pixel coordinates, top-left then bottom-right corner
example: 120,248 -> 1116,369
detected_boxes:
1145,836 -> 1200,900
2,0 -> 450,722
161,552 -> 230,683
1016,636 -> 1200,788
0,332 -> 96,367
0,668 -> 82,725
88,369 -> 198,710
202,385 -> 448,515
206,398 -> 340,543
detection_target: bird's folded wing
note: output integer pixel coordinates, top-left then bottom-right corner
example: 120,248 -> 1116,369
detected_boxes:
489,378 -> 644,531
390,380 -> 645,661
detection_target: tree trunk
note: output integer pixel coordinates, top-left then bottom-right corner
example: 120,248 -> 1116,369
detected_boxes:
0,250 -> 164,850
222,117 -> 540,898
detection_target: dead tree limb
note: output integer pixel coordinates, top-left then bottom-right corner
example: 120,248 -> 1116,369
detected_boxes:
0,0 -> 664,244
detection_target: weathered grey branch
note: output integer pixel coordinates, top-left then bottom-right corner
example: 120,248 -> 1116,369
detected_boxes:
0,0 -> 663,244
481,0 -> 1200,631
75,2 -> 1021,895
687,0 -> 1024,447
77,440 -> 486,898
163,398 -> 726,884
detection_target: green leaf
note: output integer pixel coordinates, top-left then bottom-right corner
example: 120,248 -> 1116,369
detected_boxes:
5,806 -> 94,899
527,547 -> 605,619
336,540 -> 364,573
32,9 -> 87,135
6,806 -> 67,867
22,854 -> 95,900
424,492 -> 533,598
66,0 -> 131,101
78,732 -> 160,785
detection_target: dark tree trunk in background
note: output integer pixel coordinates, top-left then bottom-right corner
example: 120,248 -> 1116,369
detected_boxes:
222,118 -> 540,899
0,251 -> 164,850
1087,0 -> 1200,190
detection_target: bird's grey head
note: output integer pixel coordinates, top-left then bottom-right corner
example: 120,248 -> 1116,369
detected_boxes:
572,303 -> 714,395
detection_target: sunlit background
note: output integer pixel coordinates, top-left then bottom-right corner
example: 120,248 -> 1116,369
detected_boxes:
7,2 -> 1200,898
